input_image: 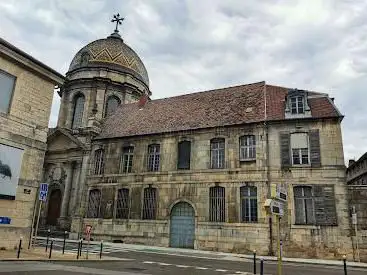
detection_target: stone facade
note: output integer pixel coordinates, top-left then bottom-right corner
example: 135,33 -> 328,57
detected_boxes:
347,153 -> 367,261
0,38 -> 64,249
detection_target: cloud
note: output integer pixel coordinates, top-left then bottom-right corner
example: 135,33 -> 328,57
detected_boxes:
1,0 -> 366,161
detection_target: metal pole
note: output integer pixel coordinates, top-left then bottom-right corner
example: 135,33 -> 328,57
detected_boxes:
355,223 -> 360,262
277,216 -> 282,275
28,193 -> 39,249
100,240 -> 103,259
260,257 -> 264,275
49,240 -> 53,259
45,228 -> 50,252
253,250 -> 257,274
62,231 -> 67,254
17,238 -> 22,259
77,240 -> 80,259
343,255 -> 347,275
34,200 -> 42,249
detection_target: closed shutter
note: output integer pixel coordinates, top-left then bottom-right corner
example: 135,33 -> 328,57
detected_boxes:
314,185 -> 337,226
280,132 -> 291,168
310,129 -> 321,167
178,141 -> 191,169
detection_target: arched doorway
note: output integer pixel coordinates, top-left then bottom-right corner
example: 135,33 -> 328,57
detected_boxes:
170,202 -> 195,249
47,189 -> 62,225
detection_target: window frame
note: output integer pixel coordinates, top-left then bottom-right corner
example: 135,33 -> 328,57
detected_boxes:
116,188 -> 130,219
0,69 -> 16,114
294,186 -> 315,225
290,96 -> 305,114
104,95 -> 121,117
210,138 -> 225,169
239,135 -> 256,161
147,144 -> 160,172
93,148 -> 105,175
290,133 -> 310,166
240,186 -> 258,223
87,189 -> 101,218
177,140 -> 191,170
209,186 -> 226,222
120,146 -> 134,173
71,93 -> 85,128
142,187 -> 157,220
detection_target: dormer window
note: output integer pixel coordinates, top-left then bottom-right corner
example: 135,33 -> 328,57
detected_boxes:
291,96 -> 304,114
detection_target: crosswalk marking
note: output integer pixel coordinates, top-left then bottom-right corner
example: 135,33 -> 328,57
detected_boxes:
158,262 -> 172,266
176,265 -> 190,268
215,269 -> 228,272
195,267 -> 209,270
143,261 -> 155,264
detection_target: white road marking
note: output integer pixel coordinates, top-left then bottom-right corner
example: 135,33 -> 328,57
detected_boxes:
195,267 -> 209,270
143,261 -> 155,264
176,265 -> 190,268
158,262 -> 172,266
215,269 -> 228,272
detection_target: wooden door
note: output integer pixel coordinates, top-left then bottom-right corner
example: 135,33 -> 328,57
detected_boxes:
47,189 -> 62,225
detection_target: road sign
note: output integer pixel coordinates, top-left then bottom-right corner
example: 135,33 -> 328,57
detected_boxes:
85,225 -> 92,240
39,183 -> 48,201
271,183 -> 287,202
271,200 -> 285,216
0,217 -> 11,224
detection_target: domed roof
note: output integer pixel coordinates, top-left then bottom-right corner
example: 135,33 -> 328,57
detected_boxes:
68,33 -> 149,86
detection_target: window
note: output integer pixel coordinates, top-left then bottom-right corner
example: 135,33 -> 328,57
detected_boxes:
209,186 -> 225,222
72,94 -> 85,128
142,187 -> 157,219
0,70 -> 16,113
290,96 -> 304,114
294,186 -> 315,225
210,138 -> 225,169
147,144 -> 160,172
116,188 -> 130,219
240,186 -> 258,222
177,140 -> 191,170
240,135 -> 256,160
291,133 -> 309,165
120,146 -> 134,173
105,96 -> 121,117
87,189 -> 101,218
93,149 -> 104,175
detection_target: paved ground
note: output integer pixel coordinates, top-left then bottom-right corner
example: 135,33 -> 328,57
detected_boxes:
28,239 -> 367,275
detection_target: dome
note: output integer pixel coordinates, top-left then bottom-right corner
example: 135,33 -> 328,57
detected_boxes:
68,33 -> 149,87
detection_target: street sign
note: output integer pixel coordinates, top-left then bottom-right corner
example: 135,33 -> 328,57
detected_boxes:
0,217 -> 11,224
271,200 -> 285,216
271,183 -> 287,202
39,183 -> 48,201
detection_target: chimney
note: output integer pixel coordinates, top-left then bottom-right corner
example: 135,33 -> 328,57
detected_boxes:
138,94 -> 149,109
349,159 -> 355,167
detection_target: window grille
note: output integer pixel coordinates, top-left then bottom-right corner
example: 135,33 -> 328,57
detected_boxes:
72,94 -> 85,128
94,149 -> 104,175
87,189 -> 101,218
209,186 -> 225,222
116,188 -> 130,219
120,146 -> 134,173
240,186 -> 258,222
105,96 -> 120,117
210,139 -> 225,169
240,135 -> 256,160
147,144 -> 160,172
142,187 -> 157,219
290,96 -> 304,114
294,186 -> 315,224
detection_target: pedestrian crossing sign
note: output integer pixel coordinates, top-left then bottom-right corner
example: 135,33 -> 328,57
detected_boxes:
39,183 -> 48,201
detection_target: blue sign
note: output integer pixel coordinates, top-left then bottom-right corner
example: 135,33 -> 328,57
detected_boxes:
0,217 -> 11,224
39,183 -> 48,201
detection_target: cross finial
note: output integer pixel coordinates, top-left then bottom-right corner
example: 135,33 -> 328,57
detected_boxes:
111,13 -> 124,33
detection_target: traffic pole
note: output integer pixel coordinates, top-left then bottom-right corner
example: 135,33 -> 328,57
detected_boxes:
62,231 -> 67,254
253,250 -> 257,274
17,237 -> 22,259
277,216 -> 282,275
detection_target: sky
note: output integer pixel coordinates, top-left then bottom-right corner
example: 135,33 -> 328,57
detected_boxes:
0,0 -> 366,162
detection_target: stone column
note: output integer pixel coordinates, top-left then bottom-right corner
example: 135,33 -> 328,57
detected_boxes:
70,161 -> 82,216
59,162 -> 74,228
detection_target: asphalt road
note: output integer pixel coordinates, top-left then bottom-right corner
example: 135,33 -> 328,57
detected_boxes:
30,240 -> 367,275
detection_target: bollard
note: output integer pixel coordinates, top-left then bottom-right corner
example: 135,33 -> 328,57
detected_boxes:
79,239 -> 83,256
100,240 -> 103,259
260,257 -> 264,275
62,231 -> 67,255
45,229 -> 50,252
49,240 -> 53,259
343,255 -> 347,275
77,240 -> 80,260
17,237 -> 22,259
253,250 -> 257,274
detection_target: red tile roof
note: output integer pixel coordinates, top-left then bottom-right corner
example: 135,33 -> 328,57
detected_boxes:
97,81 -> 342,139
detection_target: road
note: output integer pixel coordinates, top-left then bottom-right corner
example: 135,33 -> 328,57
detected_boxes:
20,239 -> 366,275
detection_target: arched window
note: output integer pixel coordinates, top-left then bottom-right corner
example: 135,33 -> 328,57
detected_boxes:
71,94 -> 85,128
87,189 -> 101,218
105,96 -> 120,117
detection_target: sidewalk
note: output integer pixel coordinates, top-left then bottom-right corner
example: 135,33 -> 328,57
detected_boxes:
36,236 -> 367,268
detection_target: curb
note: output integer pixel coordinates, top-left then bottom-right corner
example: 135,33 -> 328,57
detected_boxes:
0,258 -> 129,262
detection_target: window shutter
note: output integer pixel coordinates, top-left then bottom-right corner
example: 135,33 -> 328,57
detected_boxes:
314,185 -> 337,226
294,197 -> 305,224
178,141 -> 191,169
280,132 -> 291,168
310,129 -> 321,167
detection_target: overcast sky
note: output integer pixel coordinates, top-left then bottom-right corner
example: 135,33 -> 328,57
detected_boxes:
0,0 -> 366,162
